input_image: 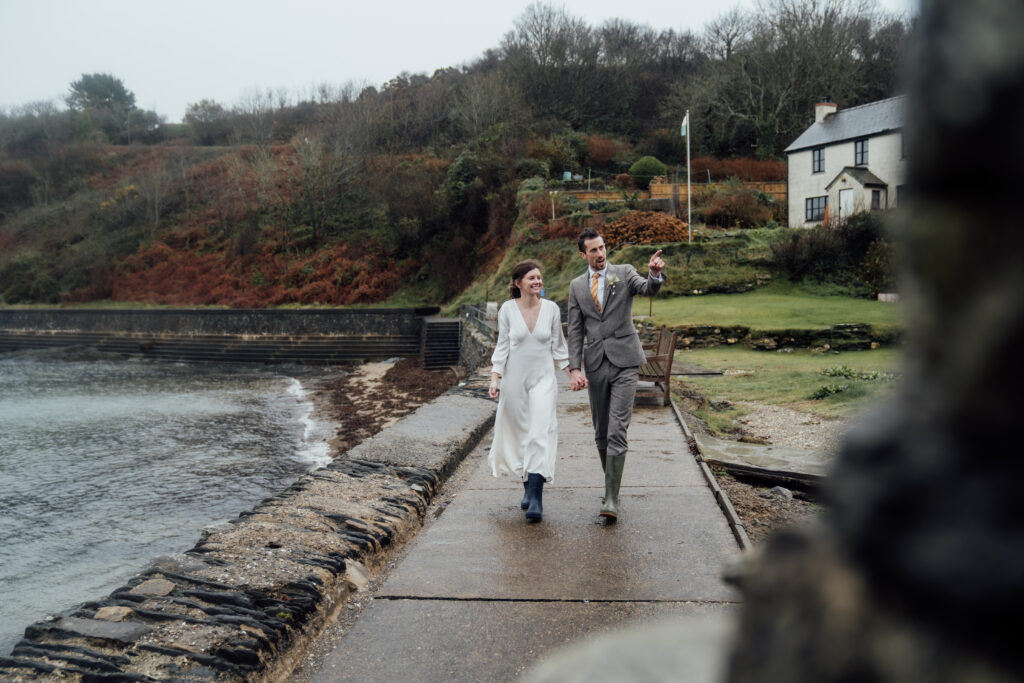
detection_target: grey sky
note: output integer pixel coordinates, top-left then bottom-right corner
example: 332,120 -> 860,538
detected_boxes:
1,0 -> 918,123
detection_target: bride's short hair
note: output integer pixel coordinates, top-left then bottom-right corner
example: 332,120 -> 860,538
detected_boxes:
509,260 -> 542,298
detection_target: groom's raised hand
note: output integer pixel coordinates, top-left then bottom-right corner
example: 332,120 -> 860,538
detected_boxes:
648,249 -> 665,277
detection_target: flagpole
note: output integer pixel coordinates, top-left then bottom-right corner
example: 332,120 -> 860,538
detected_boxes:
685,109 -> 692,243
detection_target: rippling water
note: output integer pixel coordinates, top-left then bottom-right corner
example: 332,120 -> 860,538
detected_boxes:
0,353 -> 336,654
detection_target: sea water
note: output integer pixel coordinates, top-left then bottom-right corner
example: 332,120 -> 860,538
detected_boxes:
0,352 -> 336,654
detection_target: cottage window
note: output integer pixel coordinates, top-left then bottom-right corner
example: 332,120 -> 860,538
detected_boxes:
806,196 -> 827,222
855,138 -> 869,166
812,147 -> 824,173
871,190 -> 881,209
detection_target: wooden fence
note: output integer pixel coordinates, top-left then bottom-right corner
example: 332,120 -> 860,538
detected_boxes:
557,180 -> 787,206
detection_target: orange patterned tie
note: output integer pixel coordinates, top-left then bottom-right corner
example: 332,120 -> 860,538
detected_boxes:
591,272 -> 601,312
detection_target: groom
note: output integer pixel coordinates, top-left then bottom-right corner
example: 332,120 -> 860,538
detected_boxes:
567,228 -> 665,521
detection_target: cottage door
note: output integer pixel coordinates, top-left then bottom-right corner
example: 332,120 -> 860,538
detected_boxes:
839,188 -> 854,222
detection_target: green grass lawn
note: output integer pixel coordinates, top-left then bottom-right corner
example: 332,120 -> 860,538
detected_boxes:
675,345 -> 902,433
638,281 -> 901,331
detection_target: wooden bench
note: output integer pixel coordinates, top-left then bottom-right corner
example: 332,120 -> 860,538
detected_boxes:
636,325 -> 677,406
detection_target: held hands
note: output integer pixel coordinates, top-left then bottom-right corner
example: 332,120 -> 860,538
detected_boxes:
569,369 -> 588,391
649,249 -> 665,277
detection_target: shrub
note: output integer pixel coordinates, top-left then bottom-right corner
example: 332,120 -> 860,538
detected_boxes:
585,135 -> 623,168
628,156 -> 667,190
770,212 -> 887,286
527,132 -> 584,177
701,178 -> 773,228
613,173 -> 633,189
691,156 -> 786,182
514,157 -> 549,180
0,160 -> 37,210
860,237 -> 897,293
541,216 -> 581,241
810,383 -> 849,399
526,197 -> 551,223
0,254 -> 59,304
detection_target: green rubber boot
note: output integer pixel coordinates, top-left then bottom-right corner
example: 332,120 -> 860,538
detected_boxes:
600,454 -> 625,521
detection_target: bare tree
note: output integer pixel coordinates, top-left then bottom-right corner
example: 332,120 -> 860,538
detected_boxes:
452,71 -> 528,140
702,6 -> 753,60
184,99 -> 230,145
294,127 -> 361,246
232,89 -> 276,147
501,2 -> 601,127
135,159 -> 172,234
668,0 -> 909,157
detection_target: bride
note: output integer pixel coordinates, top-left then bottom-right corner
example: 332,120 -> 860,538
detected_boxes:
488,260 -> 580,522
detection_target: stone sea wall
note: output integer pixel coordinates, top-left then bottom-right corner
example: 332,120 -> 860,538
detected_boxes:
0,386 -> 496,682
0,308 -> 433,338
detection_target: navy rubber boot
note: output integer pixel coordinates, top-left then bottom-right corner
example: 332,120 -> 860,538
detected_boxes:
525,473 -> 544,521
521,481 -> 529,510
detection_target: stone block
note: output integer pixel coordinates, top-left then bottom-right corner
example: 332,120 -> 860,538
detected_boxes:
52,616 -> 149,642
345,561 -> 370,591
94,606 -> 134,622
129,578 -> 177,596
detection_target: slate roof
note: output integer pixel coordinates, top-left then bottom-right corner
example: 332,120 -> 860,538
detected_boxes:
825,166 -> 889,190
785,95 -> 906,154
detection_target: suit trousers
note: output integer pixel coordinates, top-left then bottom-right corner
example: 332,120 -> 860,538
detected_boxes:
586,356 -> 638,457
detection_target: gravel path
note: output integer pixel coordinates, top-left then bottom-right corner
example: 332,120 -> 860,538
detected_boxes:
734,401 -> 849,452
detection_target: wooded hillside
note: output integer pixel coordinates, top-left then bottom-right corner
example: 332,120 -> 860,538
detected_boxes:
0,0 -> 910,307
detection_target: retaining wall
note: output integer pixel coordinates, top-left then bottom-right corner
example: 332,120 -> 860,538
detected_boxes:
0,384 -> 496,682
458,318 -> 496,376
637,321 -> 900,352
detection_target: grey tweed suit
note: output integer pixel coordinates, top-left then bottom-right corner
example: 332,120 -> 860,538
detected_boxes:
567,263 -> 663,457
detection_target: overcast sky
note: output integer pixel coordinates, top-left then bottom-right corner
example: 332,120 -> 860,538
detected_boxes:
1,0 -> 919,123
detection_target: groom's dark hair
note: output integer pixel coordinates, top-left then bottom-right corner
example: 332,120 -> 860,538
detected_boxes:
577,228 -> 602,253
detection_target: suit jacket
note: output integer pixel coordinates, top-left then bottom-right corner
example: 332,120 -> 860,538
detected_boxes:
567,263 -> 663,371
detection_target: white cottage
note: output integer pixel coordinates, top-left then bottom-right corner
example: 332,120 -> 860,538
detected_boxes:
785,95 -> 907,227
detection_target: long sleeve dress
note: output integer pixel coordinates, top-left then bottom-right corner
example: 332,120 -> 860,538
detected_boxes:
488,298 -> 569,483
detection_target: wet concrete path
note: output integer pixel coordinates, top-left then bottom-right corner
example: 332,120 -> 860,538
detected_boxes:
297,378 -> 742,682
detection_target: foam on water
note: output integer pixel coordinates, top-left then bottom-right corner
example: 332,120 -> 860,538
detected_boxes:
286,377 -> 333,468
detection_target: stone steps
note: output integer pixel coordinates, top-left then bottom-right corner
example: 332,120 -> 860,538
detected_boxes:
422,319 -> 461,370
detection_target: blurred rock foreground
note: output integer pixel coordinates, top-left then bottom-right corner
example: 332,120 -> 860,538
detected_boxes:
731,1 -> 1024,680
532,1 -> 1024,681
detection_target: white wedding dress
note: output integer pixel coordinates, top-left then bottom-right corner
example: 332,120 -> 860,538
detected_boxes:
488,298 -> 569,482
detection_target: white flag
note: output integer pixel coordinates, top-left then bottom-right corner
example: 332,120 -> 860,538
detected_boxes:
680,112 -> 689,137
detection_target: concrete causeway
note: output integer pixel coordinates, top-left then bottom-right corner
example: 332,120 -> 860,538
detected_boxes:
295,376 -> 742,682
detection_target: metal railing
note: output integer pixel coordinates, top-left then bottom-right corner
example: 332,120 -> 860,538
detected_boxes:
461,303 -> 497,341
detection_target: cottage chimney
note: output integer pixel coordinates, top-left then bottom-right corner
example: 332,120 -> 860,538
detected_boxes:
815,99 -> 838,123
